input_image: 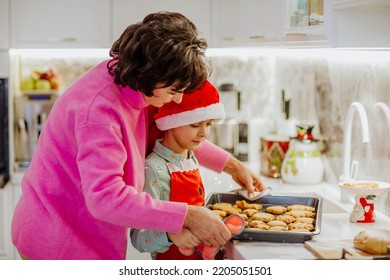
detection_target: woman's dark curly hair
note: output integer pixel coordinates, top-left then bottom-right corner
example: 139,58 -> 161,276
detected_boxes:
107,11 -> 209,96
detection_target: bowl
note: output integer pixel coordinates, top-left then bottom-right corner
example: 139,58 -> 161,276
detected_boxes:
339,180 -> 390,196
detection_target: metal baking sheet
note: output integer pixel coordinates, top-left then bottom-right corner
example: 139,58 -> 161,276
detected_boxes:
205,192 -> 322,243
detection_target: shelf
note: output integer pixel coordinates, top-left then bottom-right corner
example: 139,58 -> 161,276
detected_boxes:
21,90 -> 59,95
20,90 -> 59,102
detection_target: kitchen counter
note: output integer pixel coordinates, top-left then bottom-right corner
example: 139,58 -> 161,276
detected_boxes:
200,166 -> 390,260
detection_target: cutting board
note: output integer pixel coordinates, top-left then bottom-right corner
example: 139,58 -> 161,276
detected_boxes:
304,240 -> 370,259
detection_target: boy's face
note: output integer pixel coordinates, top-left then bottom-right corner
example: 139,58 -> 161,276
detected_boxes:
143,82 -> 185,107
167,120 -> 214,152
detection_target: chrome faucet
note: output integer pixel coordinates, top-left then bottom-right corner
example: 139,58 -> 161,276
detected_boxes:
339,102 -> 370,182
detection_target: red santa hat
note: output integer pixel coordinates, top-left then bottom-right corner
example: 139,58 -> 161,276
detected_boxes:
154,80 -> 226,131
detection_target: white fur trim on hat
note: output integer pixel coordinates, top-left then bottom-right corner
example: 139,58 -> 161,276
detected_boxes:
156,103 -> 226,131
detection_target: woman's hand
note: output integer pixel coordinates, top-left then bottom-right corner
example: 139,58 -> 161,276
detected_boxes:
223,155 -> 265,196
168,228 -> 200,249
183,205 -> 231,247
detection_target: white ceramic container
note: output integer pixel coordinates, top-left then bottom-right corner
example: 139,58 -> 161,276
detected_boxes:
281,138 -> 324,185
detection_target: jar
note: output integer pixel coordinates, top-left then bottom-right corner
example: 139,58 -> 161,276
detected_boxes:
281,124 -> 324,184
260,135 -> 290,178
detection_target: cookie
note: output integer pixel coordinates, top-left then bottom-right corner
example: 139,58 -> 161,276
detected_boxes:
242,209 -> 258,217
237,213 -> 249,221
212,210 -> 227,218
275,214 -> 296,224
267,220 -> 288,227
288,222 -> 314,231
268,226 -> 288,231
265,205 -> 287,215
251,212 -> 275,222
287,204 -> 316,212
212,203 -> 241,215
287,210 -> 316,218
249,220 -> 270,230
343,182 -> 379,189
235,200 -> 262,211
249,220 -> 265,227
295,217 -> 315,224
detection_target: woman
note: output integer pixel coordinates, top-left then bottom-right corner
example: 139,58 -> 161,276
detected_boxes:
11,11 -> 263,260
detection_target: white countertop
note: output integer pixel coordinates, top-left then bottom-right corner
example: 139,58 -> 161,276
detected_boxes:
200,165 -> 390,260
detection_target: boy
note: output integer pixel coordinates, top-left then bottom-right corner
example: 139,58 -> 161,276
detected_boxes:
131,81 -> 226,260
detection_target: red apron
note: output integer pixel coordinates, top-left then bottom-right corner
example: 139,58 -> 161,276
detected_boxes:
156,159 -> 205,260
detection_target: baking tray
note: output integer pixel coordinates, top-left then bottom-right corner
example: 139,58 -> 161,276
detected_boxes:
205,192 -> 323,243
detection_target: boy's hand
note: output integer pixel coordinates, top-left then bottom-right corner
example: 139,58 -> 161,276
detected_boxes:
223,155 -> 265,196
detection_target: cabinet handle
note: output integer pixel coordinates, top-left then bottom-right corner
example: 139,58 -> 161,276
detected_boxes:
221,37 -> 235,41
248,35 -> 265,40
45,37 -> 77,43
285,33 -> 307,37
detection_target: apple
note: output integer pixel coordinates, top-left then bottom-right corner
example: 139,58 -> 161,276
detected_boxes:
40,72 -> 51,81
35,79 -> 52,90
31,70 -> 41,81
49,75 -> 63,90
20,77 -> 35,90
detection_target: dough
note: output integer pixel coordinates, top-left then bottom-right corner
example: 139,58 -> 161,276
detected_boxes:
353,229 -> 390,255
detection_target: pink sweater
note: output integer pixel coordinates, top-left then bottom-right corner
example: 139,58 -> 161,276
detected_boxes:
11,61 -> 229,259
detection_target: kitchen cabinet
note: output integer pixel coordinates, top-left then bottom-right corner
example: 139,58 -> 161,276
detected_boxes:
331,4 -> 390,47
10,0 -> 110,48
282,0 -> 330,47
0,182 -> 20,260
212,0 -> 330,48
0,0 -> 9,50
111,0 -> 211,45
212,0 -> 283,47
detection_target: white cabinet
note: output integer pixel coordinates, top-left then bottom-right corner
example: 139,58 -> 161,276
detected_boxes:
282,0 -> 330,47
112,0 -> 211,45
331,4 -> 390,47
212,0 -> 283,47
10,0 -> 110,48
0,182 -> 21,260
0,0 -> 9,49
212,0 -> 329,48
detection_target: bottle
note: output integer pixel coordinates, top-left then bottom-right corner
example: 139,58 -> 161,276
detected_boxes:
281,124 -> 324,184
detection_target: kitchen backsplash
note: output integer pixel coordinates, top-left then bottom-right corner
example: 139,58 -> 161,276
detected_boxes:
10,48 -> 390,215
